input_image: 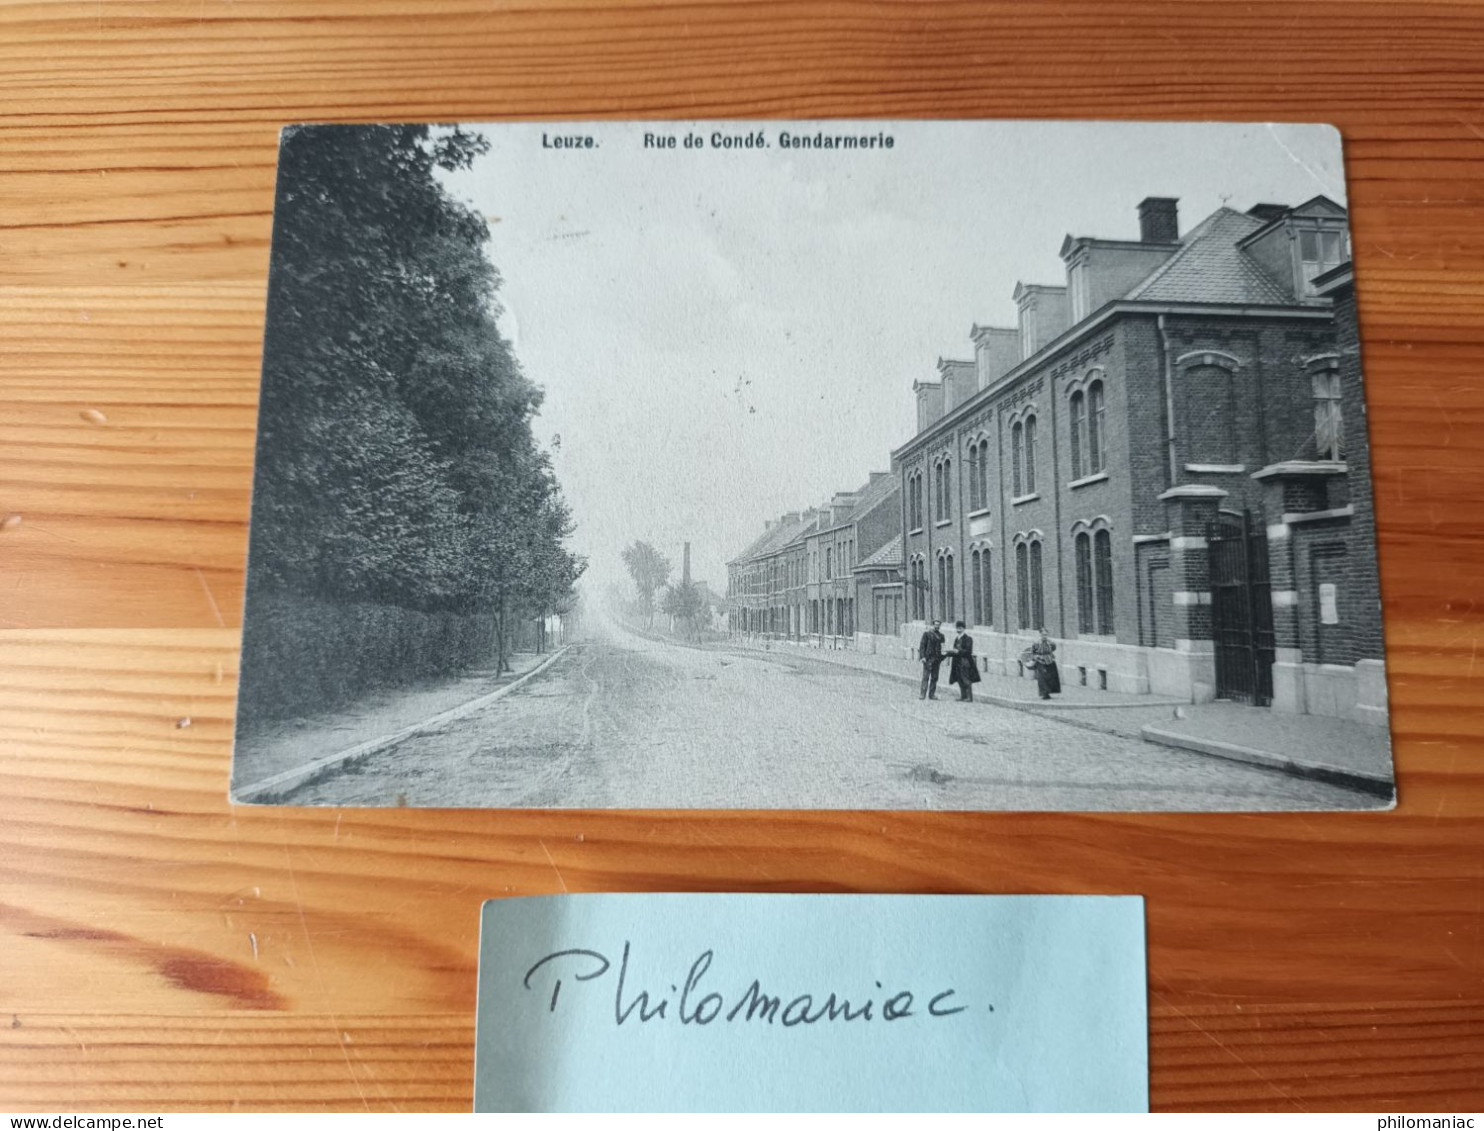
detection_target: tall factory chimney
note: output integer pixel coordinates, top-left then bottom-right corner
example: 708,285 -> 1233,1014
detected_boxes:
683,542 -> 692,587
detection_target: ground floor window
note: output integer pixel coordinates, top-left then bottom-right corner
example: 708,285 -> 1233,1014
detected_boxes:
1016,543 -> 1030,629
1028,539 -> 1046,630
1094,529 -> 1114,634
1076,529 -> 1116,635
971,550 -> 984,625
1076,533 -> 1095,633
935,555 -> 955,621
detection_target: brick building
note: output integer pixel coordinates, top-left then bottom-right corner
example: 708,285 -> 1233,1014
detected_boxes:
727,509 -> 817,637
727,473 -> 902,646
890,194 -> 1387,724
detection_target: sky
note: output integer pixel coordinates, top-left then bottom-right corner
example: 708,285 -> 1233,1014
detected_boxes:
439,120 -> 1347,595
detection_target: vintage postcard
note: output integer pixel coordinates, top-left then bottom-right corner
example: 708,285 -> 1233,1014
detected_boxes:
231,120 -> 1394,810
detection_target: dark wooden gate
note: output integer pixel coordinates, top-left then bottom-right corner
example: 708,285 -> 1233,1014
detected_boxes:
1207,509 -> 1275,706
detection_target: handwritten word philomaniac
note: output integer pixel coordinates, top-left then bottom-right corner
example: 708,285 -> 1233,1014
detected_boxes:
522,942 -> 974,1028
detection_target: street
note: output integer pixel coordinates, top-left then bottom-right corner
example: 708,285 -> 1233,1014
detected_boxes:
286,618 -> 1364,810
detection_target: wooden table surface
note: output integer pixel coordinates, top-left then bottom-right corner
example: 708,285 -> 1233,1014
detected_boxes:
3,0 -> 1483,1113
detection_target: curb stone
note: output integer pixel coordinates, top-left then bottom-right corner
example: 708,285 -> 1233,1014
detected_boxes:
1140,723 -> 1395,800
233,645 -> 572,803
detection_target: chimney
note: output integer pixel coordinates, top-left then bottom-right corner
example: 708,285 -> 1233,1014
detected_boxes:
1138,197 -> 1179,244
972,325 -> 1019,388
829,492 -> 858,526
683,541 -> 691,586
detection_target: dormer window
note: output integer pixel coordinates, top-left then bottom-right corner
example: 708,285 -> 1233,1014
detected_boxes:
1069,261 -> 1090,323
1299,228 -> 1348,295
1020,306 -> 1037,360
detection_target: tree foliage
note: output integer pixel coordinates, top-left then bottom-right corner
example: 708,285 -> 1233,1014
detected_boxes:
248,124 -> 584,665
661,581 -> 707,638
621,541 -> 672,625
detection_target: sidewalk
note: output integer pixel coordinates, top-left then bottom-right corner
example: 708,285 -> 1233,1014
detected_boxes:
233,649 -> 558,798
725,634 -> 1394,798
1140,704 -> 1394,799
728,633 -> 1176,709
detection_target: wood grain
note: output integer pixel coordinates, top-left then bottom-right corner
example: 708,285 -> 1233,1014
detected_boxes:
2,0 -> 1483,1113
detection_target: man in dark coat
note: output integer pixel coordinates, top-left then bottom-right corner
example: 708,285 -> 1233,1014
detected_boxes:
948,620 -> 981,701
917,619 -> 945,700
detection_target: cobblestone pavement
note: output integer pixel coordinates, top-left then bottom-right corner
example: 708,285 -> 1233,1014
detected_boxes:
289,621 -> 1371,809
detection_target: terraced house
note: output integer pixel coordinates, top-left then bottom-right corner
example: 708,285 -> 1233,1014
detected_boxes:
727,473 -> 902,647
892,194 -> 1386,725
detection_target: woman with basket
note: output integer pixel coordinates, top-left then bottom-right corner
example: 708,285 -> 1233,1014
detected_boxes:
1023,628 -> 1060,700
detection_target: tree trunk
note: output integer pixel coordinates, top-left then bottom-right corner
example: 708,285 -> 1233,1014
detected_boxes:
497,594 -> 511,674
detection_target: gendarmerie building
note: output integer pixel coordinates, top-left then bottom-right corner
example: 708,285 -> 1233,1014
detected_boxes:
890,194 -> 1387,724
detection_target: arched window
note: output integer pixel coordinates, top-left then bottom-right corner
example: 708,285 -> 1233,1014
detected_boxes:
976,440 -> 989,511
1313,366 -> 1343,460
971,550 -> 984,625
1016,542 -> 1030,629
936,556 -> 947,620
1029,539 -> 1045,629
981,547 -> 993,627
945,553 -> 955,619
1070,391 -> 1086,480
1024,415 -> 1038,494
1185,363 -> 1237,463
1094,529 -> 1114,634
1011,423 -> 1024,496
1075,532 -> 1094,634
1088,381 -> 1106,474
942,458 -> 952,520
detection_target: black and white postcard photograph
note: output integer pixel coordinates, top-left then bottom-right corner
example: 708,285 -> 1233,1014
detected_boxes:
231,120 -> 1394,810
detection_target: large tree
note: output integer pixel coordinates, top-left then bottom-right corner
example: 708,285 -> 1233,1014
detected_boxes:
621,541 -> 672,627
248,124 -> 583,675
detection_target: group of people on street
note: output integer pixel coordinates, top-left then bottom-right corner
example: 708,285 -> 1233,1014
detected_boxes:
916,621 -> 1061,702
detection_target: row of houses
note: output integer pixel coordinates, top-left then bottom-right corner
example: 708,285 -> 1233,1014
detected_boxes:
726,470 -> 905,651
728,194 -> 1386,726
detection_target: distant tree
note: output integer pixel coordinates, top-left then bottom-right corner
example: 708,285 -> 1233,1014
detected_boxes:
622,541 -> 672,627
661,581 -> 707,638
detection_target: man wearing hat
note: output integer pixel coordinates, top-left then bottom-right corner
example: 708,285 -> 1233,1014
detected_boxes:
917,619 -> 946,700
